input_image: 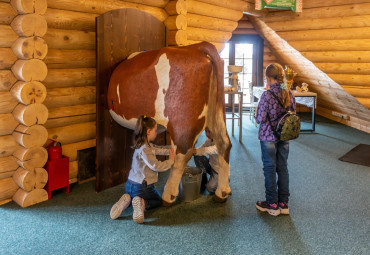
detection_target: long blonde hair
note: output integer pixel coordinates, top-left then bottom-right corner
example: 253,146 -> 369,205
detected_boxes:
265,63 -> 290,108
132,115 -> 156,149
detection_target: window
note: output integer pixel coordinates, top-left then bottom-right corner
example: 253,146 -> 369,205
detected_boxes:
220,35 -> 264,106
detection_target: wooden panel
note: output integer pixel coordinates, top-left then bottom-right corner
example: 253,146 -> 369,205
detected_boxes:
96,8 -> 166,192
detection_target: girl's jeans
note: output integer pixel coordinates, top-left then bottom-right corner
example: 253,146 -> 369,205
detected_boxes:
125,179 -> 162,210
260,140 -> 290,204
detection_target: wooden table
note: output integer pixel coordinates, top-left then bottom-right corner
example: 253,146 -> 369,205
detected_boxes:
253,87 -> 317,132
225,91 -> 243,143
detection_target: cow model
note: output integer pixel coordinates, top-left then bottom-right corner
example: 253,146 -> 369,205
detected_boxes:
107,42 -> 231,204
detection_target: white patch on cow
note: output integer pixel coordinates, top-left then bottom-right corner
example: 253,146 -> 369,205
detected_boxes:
154,53 -> 170,127
116,83 -> 121,104
109,110 -> 137,130
198,104 -> 208,120
127,52 -> 142,59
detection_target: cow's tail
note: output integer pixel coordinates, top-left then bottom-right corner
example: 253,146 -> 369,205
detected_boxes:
193,42 -> 232,200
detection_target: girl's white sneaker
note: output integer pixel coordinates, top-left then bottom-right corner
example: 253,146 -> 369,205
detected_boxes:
110,193 -> 131,219
132,196 -> 145,224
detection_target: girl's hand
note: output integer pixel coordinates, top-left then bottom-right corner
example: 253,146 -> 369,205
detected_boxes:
169,148 -> 175,161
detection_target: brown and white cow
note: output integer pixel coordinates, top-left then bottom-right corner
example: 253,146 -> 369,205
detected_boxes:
107,42 -> 231,204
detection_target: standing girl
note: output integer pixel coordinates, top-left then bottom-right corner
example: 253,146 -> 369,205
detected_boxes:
110,115 -> 175,223
255,63 -> 296,216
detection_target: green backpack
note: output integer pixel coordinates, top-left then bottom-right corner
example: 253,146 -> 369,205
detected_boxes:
267,90 -> 300,141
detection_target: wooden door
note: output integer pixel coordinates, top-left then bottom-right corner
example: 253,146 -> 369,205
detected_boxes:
96,8 -> 166,192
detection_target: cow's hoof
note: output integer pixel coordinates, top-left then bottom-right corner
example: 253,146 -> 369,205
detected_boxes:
212,194 -> 228,203
162,200 -> 173,207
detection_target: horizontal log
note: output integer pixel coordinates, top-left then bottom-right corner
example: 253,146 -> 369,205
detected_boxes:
303,0 -> 370,9
0,48 -> 16,69
186,27 -> 232,43
47,121 -> 96,145
44,114 -> 96,129
233,28 -> 257,35
11,81 -> 47,105
197,0 -> 247,11
356,97 -> 370,108
44,28 -> 95,50
120,0 -> 168,8
187,0 -> 243,21
327,74 -> 370,87
12,188 -> 48,207
186,40 -> 224,52
267,15 -> 370,32
0,177 -> 18,201
300,51 -> 370,63
10,0 -> 47,14
0,170 -> 15,179
11,59 -> 48,81
13,103 -> 48,126
342,86 -> 370,97
0,113 -> 18,136
0,156 -> 17,174
237,20 -> 253,29
44,68 -> 96,88
0,25 -> 17,47
164,15 -> 187,30
43,86 -> 96,108
44,49 -> 95,69
316,106 -> 370,134
278,27 -> 370,41
264,52 -> 277,61
62,139 -> 96,162
289,39 -> 370,52
11,14 -> 47,37
263,3 -> 370,23
48,104 -> 96,119
315,63 -> 370,75
0,135 -> 18,158
13,146 -> 48,170
69,160 -> 77,180
0,70 -> 17,91
47,0 -> 168,22
11,36 -> 48,59
165,0 -> 186,15
187,13 -> 238,32
166,30 -> 187,46
45,8 -> 97,32
0,2 -> 17,25
13,124 -> 48,148
0,91 -> 17,114
12,167 -> 47,191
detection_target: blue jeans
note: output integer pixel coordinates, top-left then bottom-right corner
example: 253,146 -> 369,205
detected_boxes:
194,155 -> 217,189
260,140 -> 290,204
125,179 -> 162,210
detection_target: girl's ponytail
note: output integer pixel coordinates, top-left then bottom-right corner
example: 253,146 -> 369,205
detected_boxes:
133,115 -> 156,149
266,63 -> 291,108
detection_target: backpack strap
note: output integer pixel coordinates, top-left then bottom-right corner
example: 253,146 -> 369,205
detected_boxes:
267,90 -> 288,110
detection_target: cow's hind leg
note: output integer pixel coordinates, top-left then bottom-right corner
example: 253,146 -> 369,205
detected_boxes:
162,148 -> 193,205
210,119 -> 232,203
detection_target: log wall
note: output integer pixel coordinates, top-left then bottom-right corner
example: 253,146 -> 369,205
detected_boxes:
259,1 -> 370,132
0,0 -> 248,205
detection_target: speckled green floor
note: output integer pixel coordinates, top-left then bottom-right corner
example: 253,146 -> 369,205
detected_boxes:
1,114 -> 369,255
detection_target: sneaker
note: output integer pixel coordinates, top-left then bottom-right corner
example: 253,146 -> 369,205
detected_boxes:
256,201 -> 281,216
110,193 -> 131,220
132,196 -> 145,224
278,202 -> 289,215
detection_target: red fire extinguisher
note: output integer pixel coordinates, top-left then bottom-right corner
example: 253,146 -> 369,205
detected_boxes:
46,139 -> 62,161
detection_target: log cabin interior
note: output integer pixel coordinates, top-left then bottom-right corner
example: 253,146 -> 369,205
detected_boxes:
0,0 -> 369,253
